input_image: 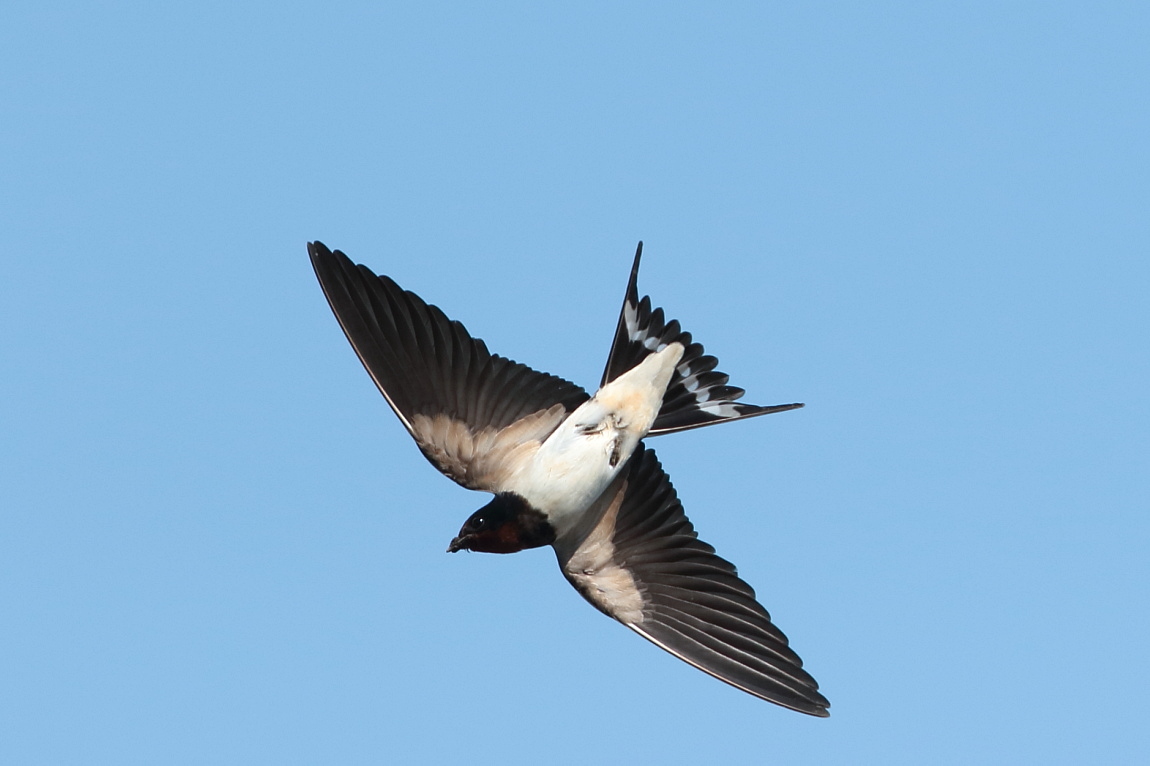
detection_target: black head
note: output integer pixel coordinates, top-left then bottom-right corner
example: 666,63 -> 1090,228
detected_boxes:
447,493 -> 556,554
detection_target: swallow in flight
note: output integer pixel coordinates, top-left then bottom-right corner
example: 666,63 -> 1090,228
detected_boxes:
309,241 -> 828,716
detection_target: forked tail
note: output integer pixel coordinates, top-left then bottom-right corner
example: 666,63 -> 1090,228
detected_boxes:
600,243 -> 803,436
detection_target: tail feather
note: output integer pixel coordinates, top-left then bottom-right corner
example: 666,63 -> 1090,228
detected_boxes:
601,242 -> 803,436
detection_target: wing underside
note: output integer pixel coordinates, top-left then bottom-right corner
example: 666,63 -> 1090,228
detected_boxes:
558,446 -> 829,716
309,241 -> 590,490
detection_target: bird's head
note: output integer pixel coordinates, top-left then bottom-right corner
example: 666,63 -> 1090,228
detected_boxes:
447,493 -> 556,554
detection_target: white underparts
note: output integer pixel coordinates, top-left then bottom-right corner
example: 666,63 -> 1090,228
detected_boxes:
506,343 -> 685,537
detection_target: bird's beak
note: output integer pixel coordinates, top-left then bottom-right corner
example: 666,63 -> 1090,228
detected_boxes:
447,535 -> 469,553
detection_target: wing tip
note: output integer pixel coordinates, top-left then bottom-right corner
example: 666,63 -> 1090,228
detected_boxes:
628,621 -> 831,716
307,239 -> 330,260
308,241 -> 348,280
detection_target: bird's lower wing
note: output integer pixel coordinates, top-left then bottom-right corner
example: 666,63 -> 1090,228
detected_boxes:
556,445 -> 829,716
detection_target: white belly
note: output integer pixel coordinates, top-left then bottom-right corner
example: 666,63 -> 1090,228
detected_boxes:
503,343 -> 685,535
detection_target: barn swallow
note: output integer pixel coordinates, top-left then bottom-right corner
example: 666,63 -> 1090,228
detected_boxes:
309,241 -> 829,716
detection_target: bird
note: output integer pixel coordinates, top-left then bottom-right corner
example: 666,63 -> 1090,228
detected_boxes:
308,240 -> 829,716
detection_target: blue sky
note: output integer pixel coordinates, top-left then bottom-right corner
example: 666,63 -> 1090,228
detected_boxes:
2,2 -> 1147,763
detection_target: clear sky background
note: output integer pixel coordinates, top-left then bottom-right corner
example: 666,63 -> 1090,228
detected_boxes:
3,2 -> 1147,763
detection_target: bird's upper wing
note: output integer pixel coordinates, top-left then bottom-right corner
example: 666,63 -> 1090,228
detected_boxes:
309,242 -> 590,492
555,445 -> 829,716
601,243 -> 803,435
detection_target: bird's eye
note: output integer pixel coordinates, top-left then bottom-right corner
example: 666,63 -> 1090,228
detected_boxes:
473,515 -> 486,528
